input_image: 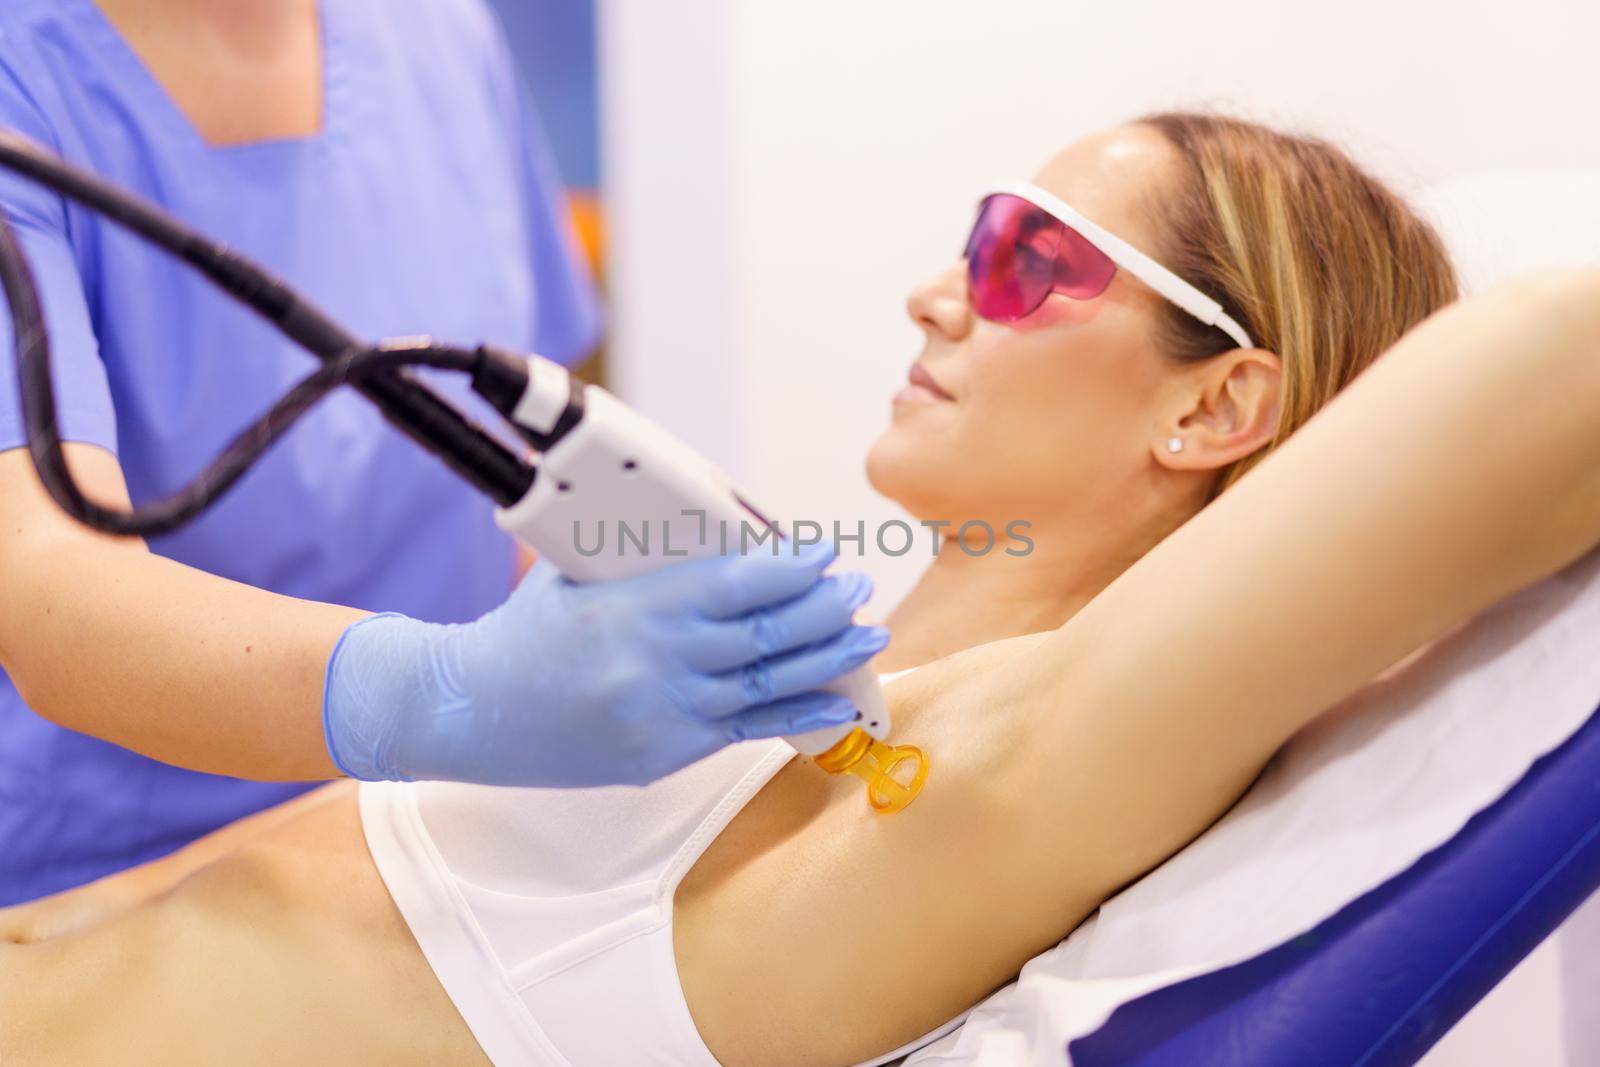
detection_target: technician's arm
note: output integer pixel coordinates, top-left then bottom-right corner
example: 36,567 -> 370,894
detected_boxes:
677,269 -> 1600,1066
0,443 -> 882,783
0,443 -> 359,779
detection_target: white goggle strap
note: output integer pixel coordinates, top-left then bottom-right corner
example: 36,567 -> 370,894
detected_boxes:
991,180 -> 1256,351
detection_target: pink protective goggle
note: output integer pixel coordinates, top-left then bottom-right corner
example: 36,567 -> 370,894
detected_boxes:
963,181 -> 1254,350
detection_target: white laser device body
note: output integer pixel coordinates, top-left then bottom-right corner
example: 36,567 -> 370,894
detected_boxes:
493,354 -> 888,757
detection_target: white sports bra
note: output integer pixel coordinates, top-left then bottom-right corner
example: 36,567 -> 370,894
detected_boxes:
359,688 -> 963,1065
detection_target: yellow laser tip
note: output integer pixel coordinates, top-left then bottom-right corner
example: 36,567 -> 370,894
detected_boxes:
813,727 -> 928,814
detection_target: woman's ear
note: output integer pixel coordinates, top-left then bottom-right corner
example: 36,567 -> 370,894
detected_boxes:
1154,350 -> 1283,470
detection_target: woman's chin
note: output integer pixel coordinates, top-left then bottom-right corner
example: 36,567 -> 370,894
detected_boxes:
864,431 -> 909,495
865,434 -> 949,519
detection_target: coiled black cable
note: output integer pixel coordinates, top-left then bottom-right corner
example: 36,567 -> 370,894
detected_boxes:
0,128 -> 537,537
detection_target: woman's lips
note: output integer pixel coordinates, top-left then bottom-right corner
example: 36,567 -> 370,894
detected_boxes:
894,363 -> 956,405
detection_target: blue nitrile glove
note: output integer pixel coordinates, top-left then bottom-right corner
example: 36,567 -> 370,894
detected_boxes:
323,542 -> 886,787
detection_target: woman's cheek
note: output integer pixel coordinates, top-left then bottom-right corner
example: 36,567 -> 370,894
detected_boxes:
1011,294 -> 1103,332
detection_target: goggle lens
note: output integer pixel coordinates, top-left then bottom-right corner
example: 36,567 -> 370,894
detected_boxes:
964,193 -> 1117,321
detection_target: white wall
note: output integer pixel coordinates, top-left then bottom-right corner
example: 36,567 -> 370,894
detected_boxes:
598,2 -> 1598,1061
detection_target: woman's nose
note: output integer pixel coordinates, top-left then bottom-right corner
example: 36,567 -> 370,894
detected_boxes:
906,261 -> 973,343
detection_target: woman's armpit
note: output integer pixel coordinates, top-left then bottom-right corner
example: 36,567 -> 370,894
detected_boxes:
676,633 -> 1093,1067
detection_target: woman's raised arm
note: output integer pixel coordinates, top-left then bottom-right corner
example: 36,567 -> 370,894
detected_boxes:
1014,267 -> 1600,898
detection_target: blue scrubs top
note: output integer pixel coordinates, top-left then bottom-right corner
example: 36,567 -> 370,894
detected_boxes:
0,0 -> 601,905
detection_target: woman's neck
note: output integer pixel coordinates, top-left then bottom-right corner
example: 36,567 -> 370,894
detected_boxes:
97,0 -> 312,38
93,0 -> 323,147
878,510 -> 1186,672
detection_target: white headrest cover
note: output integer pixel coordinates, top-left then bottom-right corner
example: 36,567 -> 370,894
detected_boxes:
1418,171 -> 1600,294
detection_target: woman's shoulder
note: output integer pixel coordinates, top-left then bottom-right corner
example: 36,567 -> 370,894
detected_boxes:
0,8 -> 90,210
0,3 -> 76,125
0,2 -> 148,158
0,0 -> 66,39
359,0 -> 513,65
347,0 -> 524,135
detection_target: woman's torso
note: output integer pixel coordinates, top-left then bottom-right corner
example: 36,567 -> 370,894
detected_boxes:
0,0 -> 597,903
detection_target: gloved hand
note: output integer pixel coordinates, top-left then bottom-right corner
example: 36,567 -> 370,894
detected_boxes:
323,542 -> 886,787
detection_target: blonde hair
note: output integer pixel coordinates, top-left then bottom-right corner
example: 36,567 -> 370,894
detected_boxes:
1137,111 -> 1459,495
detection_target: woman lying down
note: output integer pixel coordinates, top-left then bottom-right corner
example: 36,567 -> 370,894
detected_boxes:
5,112 -> 1600,1066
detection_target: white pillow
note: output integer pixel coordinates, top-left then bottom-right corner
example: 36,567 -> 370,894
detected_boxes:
1417,171 -> 1600,295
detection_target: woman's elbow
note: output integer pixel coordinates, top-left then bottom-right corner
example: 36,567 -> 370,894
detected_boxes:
1494,267 -> 1600,568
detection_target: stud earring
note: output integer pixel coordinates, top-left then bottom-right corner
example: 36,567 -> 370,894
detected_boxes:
1166,437 -> 1184,454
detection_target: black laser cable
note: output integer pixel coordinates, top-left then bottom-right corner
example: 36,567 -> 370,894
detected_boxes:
0,127 -> 537,536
